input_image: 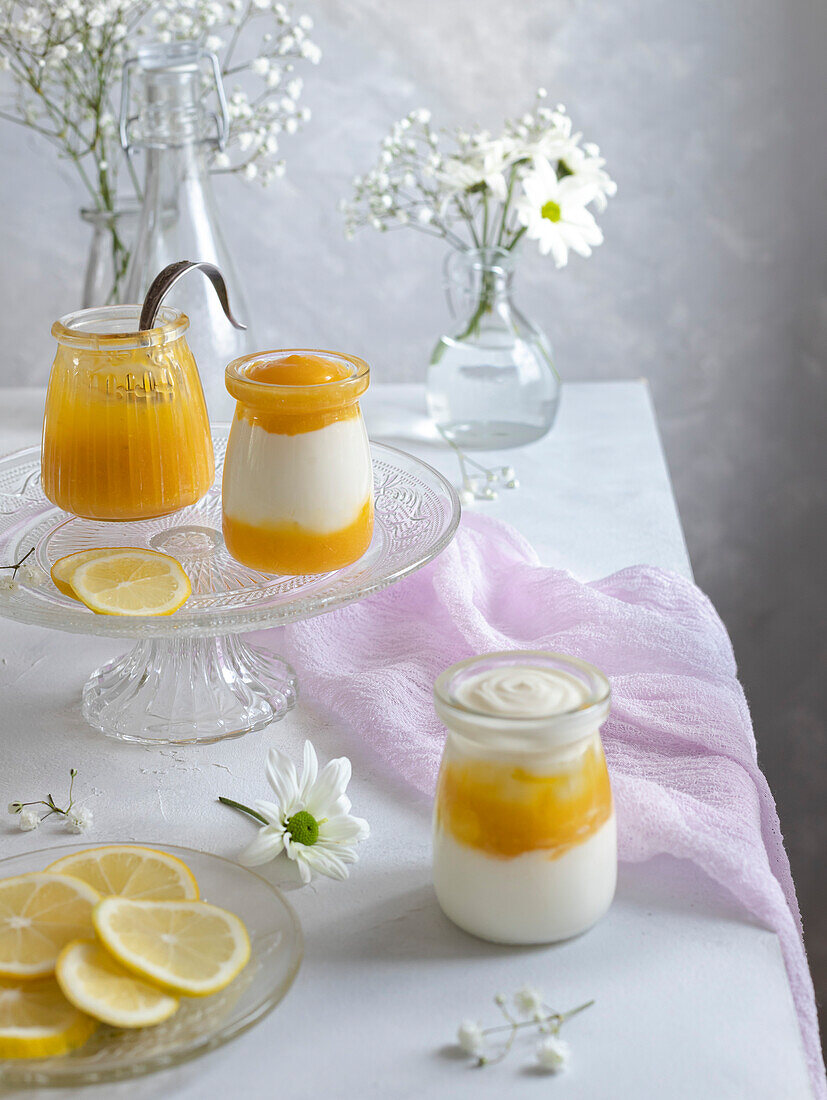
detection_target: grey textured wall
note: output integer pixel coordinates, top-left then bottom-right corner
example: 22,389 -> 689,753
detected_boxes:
1,0 -> 825,1026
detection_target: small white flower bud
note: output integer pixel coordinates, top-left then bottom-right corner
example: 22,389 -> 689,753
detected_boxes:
514,985 -> 544,1015
19,809 -> 40,831
66,806 -> 93,833
536,1036 -> 570,1073
457,1020 -> 485,1056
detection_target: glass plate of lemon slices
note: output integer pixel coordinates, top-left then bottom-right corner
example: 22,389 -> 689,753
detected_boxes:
0,843 -> 302,1088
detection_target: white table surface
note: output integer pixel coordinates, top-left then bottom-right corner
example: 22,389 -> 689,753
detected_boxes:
0,382 -> 814,1099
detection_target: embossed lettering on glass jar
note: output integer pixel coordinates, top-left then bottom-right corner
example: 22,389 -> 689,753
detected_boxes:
42,305 -> 214,521
432,651 -> 616,944
222,350 -> 374,575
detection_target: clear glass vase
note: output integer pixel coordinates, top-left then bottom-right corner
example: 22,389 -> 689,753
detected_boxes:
426,247 -> 560,450
121,42 -> 254,422
80,205 -> 140,307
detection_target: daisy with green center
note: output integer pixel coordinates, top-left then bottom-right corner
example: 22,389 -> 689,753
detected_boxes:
515,155 -> 604,268
219,742 -> 369,884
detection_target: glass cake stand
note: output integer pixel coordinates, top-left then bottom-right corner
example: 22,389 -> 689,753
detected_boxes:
0,427 -> 460,745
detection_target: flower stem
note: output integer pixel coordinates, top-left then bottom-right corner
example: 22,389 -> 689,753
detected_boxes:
558,998 -> 595,1023
218,796 -> 268,825
1,546 -> 34,578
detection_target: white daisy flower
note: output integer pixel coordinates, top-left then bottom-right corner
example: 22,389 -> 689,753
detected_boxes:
515,155 -> 603,268
237,742 -> 369,884
558,145 -> 617,212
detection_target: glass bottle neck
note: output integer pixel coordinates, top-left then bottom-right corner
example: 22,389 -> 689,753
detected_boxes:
447,247 -> 517,328
131,46 -> 213,149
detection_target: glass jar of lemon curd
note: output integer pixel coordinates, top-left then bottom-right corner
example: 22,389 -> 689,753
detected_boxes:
42,305 -> 214,521
433,651 -> 616,944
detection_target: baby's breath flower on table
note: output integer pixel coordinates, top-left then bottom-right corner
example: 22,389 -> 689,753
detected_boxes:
66,806 -> 93,833
456,1020 -> 485,1058
7,768 -> 91,834
18,809 -> 40,832
513,984 -> 544,1017
0,546 -> 38,592
452,987 -> 593,1073
536,1035 -> 572,1073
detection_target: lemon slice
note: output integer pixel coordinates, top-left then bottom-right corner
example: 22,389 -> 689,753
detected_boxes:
70,550 -> 192,617
0,874 -> 99,979
56,940 -> 178,1029
50,549 -> 122,599
94,898 -> 250,998
0,975 -> 96,1059
46,846 -> 199,902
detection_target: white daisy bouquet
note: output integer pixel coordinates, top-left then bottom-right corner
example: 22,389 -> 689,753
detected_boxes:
341,89 -> 615,270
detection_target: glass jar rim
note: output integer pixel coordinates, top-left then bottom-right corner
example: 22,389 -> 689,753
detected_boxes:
226,349 -> 369,394
225,350 -> 370,417
52,305 -> 188,350
434,650 -> 610,749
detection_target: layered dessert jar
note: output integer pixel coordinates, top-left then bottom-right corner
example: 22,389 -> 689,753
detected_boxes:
432,651 -> 616,944
42,305 -> 214,521
222,350 -> 374,575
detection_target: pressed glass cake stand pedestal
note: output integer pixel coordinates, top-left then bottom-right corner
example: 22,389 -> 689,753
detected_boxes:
0,427 -> 460,746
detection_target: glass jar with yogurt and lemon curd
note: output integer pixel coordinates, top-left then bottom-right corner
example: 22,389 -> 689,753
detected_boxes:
433,651 -> 616,944
222,350 -> 374,575
42,305 -> 214,521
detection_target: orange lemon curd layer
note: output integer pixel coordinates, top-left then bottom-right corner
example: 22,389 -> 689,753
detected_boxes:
223,496 -> 374,575
435,740 -> 613,861
42,343 -> 213,521
227,353 -> 367,436
247,353 -> 353,387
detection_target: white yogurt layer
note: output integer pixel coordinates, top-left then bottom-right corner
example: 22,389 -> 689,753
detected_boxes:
454,665 -> 591,718
223,414 -> 373,533
433,814 -> 617,944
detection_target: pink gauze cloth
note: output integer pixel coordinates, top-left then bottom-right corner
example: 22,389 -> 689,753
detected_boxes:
276,512 -> 824,1095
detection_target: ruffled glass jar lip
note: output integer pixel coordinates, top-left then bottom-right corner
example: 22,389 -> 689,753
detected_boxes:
434,650 -> 611,752
225,349 -> 370,411
52,305 -> 188,350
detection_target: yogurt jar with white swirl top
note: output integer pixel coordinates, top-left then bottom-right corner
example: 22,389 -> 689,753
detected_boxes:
432,651 -> 616,944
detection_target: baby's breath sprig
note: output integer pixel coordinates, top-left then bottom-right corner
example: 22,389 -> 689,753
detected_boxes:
444,438 -> 518,505
0,546 -> 46,591
8,768 -> 93,833
0,545 -> 33,579
455,985 -> 593,1074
